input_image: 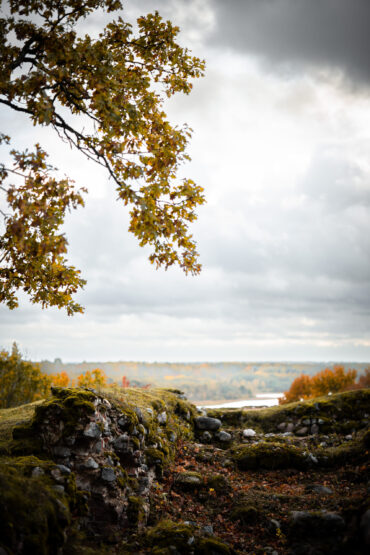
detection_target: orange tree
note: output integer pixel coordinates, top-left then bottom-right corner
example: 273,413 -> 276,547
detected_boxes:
280,365 -> 358,405
76,368 -> 107,389
0,0 -> 205,314
0,342 -> 51,408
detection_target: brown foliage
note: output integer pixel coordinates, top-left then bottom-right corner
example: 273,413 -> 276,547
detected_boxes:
280,365 -> 358,404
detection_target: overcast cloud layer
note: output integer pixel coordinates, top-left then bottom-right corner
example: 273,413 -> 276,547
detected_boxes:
0,0 -> 369,362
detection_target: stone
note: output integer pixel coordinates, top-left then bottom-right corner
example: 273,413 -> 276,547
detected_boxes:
215,431 -> 232,442
306,453 -> 318,465
360,508 -> 370,546
83,457 -> 99,470
243,428 -> 256,438
53,446 -> 71,458
302,418 -> 311,425
157,411 -> 167,424
134,407 -> 143,421
52,485 -> 65,494
296,427 -> 308,436
50,468 -> 64,483
345,434 -> 352,440
290,510 -> 345,540
310,424 -> 319,434
286,423 -> 295,432
83,422 -> 102,439
113,433 -> 130,453
195,416 -> 222,431
266,518 -> 281,534
202,525 -> 214,535
277,422 -> 286,431
101,467 -> 116,482
305,484 -> 333,495
31,466 -> 45,477
174,471 -> 203,491
169,432 -> 177,442
56,464 -> 71,475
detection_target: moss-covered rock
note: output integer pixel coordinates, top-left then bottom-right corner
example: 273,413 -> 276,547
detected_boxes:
206,473 -> 229,493
144,519 -> 194,550
231,442 -> 306,470
173,471 -> 203,492
0,458 -> 71,554
230,503 -> 260,524
196,536 -> 235,554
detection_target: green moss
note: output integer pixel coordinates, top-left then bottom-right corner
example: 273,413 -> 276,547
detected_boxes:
232,442 -> 306,470
145,519 -> 194,549
0,458 -> 71,554
206,473 -> 229,492
209,389 -> 370,434
127,496 -> 147,528
196,536 -> 234,554
174,471 -> 203,492
230,503 -> 260,524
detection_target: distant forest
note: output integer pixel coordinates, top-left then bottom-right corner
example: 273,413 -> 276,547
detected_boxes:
39,361 -> 370,402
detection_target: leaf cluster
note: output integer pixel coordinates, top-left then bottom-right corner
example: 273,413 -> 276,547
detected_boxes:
0,0 -> 205,312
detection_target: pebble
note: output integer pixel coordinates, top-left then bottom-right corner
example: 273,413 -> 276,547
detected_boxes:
84,457 -> 99,470
202,525 -> 214,535
305,484 -> 333,495
158,411 -> 167,424
56,464 -> 71,475
52,485 -> 65,494
243,428 -> 256,437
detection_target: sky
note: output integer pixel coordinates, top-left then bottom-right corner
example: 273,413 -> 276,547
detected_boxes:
1,0 -> 370,362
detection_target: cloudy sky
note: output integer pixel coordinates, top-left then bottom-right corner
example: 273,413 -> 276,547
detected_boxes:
1,0 -> 370,362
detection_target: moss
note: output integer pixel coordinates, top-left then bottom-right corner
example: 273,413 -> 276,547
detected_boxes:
232,442 -> 306,470
145,519 -> 194,549
206,473 -> 229,492
196,536 -> 234,554
209,389 -> 370,435
230,503 -> 260,524
127,496 -> 147,528
174,471 -> 203,492
0,458 -> 71,554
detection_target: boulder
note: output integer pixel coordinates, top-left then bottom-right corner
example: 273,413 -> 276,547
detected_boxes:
195,416 -> 222,431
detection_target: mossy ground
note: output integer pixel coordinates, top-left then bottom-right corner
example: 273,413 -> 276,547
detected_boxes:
0,388 -> 368,553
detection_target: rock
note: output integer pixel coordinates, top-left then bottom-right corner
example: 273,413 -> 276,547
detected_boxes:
158,411 -> 167,425
50,467 -> 64,483
345,434 -> 352,440
101,467 -> 116,482
305,484 -> 333,495
286,423 -> 295,432
83,457 -> 99,470
169,432 -> 177,442
52,485 -> 65,494
113,433 -> 130,452
134,407 -> 143,421
56,464 -> 71,475
202,524 -> 214,535
266,518 -> 281,534
277,422 -> 286,431
195,416 -> 222,431
215,431 -> 232,442
201,431 -> 212,442
243,428 -> 256,438
302,418 -> 311,425
83,422 -> 102,439
306,453 -> 318,465
296,427 -> 308,436
290,510 -> 345,540
361,508 -> 370,546
31,466 -> 45,477
310,424 -> 319,434
174,471 -> 203,491
53,446 -> 71,458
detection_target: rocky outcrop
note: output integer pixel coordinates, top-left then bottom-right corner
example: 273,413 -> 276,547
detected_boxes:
4,386 -> 197,550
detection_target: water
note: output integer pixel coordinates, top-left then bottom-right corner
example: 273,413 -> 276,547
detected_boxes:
198,393 -> 283,409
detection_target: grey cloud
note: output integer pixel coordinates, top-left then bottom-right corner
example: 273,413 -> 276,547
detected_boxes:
211,0 -> 370,86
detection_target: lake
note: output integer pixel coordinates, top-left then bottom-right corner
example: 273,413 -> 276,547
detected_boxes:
197,392 -> 284,409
